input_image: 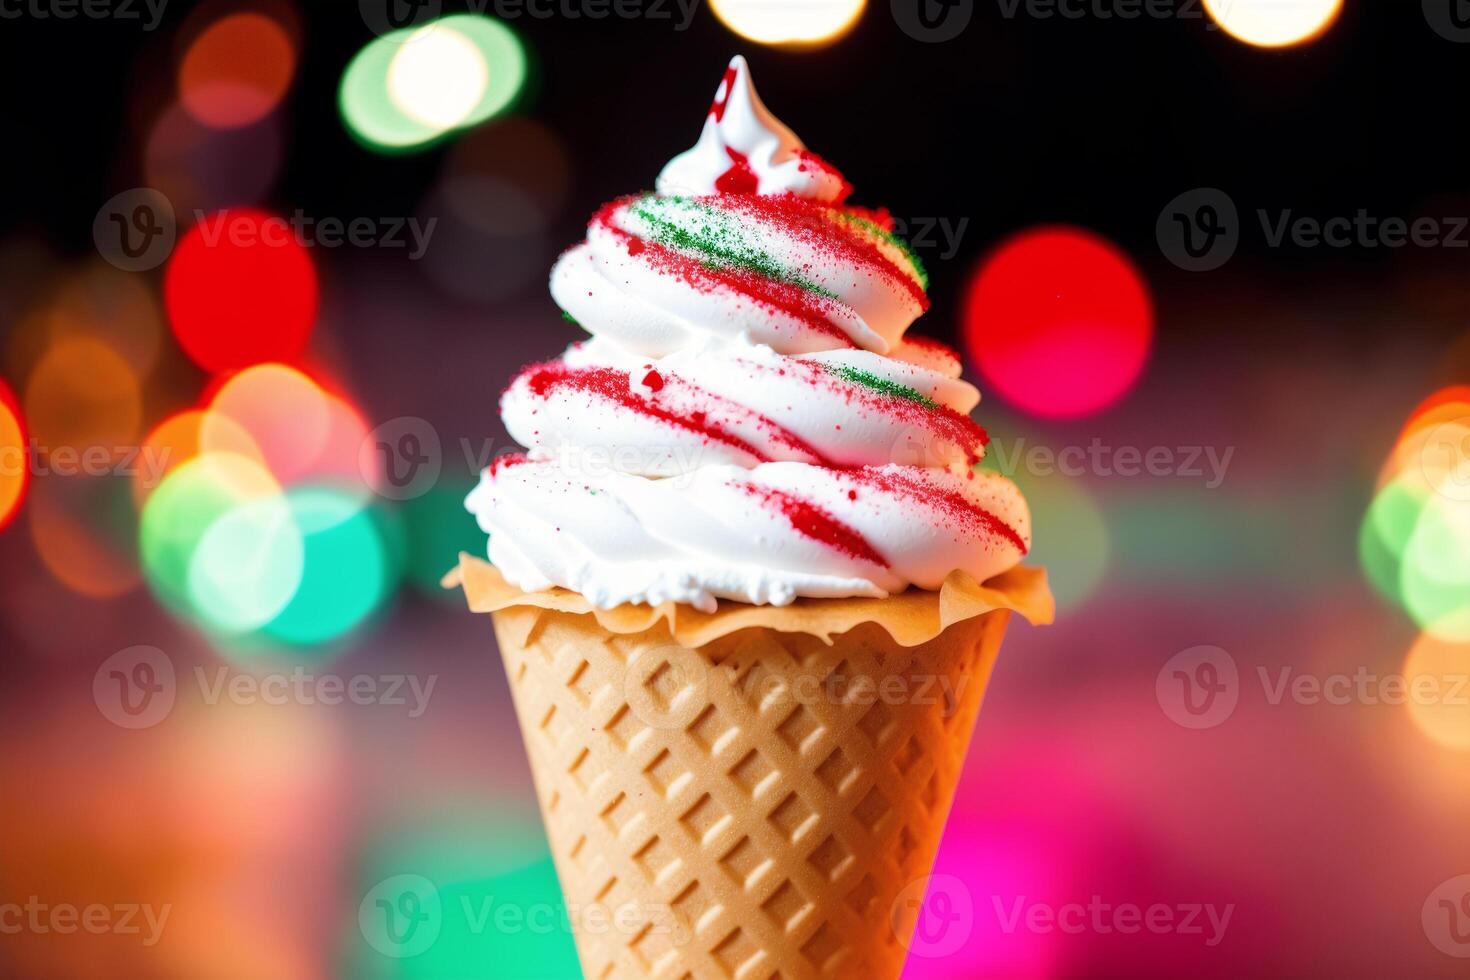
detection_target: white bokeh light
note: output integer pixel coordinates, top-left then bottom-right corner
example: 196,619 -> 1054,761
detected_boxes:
387,26 -> 489,129
709,0 -> 866,46
1202,0 -> 1342,48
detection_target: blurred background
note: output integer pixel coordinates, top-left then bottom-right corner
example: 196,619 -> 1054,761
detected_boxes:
0,0 -> 1467,977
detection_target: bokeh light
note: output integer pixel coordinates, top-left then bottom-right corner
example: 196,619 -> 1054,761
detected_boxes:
136,361 -> 392,650
1361,386 -> 1470,641
964,226 -> 1153,419
207,364 -> 331,484
1402,634 -> 1470,751
24,263 -> 164,376
29,476 -> 141,599
164,209 -> 319,373
1399,495 -> 1470,641
1009,471 -> 1109,612
709,0 -> 866,46
24,337 -> 142,460
0,377 -> 28,530
131,408 -> 262,508
1202,0 -> 1342,48
339,14 -> 527,154
179,12 -> 297,129
262,487 -> 391,647
387,26 -> 489,128
141,452 -> 284,614
146,102 -> 284,217
187,492 -> 303,634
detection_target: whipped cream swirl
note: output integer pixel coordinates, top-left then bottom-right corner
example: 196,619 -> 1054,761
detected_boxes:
468,57 -> 1031,611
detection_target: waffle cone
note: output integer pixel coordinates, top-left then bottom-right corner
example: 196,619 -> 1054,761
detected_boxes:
449,555 -> 1052,979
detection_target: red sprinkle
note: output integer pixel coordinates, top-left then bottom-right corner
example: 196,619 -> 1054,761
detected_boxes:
716,147 -> 760,195
518,361 -> 828,464
794,150 -> 854,204
840,467 -> 1027,554
487,453 -> 530,478
641,369 -> 664,392
591,198 -> 859,349
736,481 -> 888,568
709,64 -> 739,122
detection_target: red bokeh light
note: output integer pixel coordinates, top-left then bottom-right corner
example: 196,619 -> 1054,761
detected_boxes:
164,208 -> 319,374
964,226 -> 1153,419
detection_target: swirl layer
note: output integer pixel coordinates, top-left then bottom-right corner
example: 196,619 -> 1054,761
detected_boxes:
468,57 -> 1030,611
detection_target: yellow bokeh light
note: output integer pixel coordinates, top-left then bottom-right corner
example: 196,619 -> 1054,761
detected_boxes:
1403,634 -> 1470,750
1203,0 -> 1342,48
709,0 -> 866,46
387,25 -> 490,129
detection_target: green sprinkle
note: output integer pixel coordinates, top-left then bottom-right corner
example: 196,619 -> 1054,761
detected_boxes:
629,196 -> 838,299
827,364 -> 938,409
835,212 -> 930,291
561,310 -> 580,326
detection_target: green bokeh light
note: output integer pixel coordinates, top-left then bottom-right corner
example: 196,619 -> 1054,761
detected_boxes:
1358,475 -> 1428,606
263,487 -> 392,646
1400,494 -> 1470,641
187,495 -> 304,635
140,453 -> 281,618
339,14 -> 528,154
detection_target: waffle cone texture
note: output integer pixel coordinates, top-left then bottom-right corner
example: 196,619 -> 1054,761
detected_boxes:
449,555 -> 1053,980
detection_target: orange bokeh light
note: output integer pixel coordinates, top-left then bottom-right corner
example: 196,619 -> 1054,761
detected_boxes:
179,12 -> 297,129
24,337 -> 142,461
1403,634 -> 1470,751
0,378 -> 27,530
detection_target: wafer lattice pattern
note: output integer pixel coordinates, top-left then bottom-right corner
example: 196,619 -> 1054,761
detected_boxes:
493,608 -> 1006,980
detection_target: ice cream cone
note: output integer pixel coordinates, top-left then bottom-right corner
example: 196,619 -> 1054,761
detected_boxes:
450,554 -> 1052,979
